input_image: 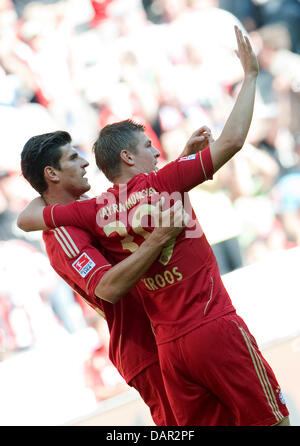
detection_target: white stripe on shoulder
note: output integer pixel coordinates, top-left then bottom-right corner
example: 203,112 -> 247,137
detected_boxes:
60,226 -> 80,255
55,227 -> 77,257
52,229 -> 72,258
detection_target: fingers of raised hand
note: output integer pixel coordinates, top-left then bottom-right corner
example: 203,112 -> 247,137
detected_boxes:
235,26 -> 254,56
244,35 -> 253,53
235,26 -> 246,52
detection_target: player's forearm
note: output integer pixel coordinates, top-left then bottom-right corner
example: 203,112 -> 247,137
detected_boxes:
17,197 -> 48,232
221,74 -> 257,148
211,74 -> 257,172
95,230 -> 172,304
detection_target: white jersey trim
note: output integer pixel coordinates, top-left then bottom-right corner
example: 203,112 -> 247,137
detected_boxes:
199,151 -> 208,180
86,264 -> 112,294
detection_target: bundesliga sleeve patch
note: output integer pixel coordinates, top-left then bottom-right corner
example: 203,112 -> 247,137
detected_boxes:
178,154 -> 197,162
72,253 -> 96,278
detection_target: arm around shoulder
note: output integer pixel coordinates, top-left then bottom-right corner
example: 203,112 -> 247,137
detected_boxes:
17,197 -> 48,232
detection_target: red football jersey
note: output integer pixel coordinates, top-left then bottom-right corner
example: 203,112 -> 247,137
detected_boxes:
42,226 -> 158,383
44,147 -> 235,344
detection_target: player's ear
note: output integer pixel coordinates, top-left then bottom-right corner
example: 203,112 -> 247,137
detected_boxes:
44,166 -> 60,184
120,150 -> 135,166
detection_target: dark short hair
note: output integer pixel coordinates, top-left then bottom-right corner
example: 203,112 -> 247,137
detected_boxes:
93,119 -> 145,182
21,131 -> 71,194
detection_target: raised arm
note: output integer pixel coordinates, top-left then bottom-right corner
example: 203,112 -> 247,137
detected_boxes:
210,26 -> 259,172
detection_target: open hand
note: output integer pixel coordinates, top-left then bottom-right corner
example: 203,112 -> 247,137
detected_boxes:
234,26 -> 259,78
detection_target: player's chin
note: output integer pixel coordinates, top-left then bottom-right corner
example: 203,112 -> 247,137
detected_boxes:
81,179 -> 91,192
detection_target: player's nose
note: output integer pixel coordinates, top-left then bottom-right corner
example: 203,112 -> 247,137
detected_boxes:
153,147 -> 160,158
81,157 -> 89,168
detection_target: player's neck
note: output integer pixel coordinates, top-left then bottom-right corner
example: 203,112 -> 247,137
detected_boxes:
42,188 -> 79,206
112,167 -> 139,185
113,174 -> 133,185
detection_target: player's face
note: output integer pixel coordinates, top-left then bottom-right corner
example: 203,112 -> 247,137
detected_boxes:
133,132 -> 160,174
57,143 -> 90,196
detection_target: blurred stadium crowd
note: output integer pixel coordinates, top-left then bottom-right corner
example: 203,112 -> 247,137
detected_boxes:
0,0 -> 300,401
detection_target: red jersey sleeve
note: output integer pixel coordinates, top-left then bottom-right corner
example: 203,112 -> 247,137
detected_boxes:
150,146 -> 214,194
43,198 -> 97,232
43,225 -> 112,300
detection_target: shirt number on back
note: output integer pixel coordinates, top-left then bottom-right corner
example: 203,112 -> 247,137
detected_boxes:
103,204 -> 176,265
